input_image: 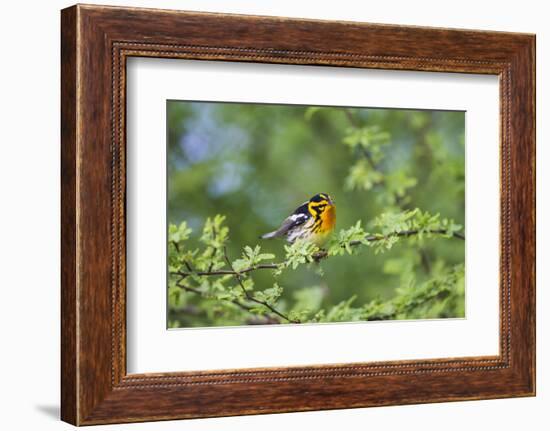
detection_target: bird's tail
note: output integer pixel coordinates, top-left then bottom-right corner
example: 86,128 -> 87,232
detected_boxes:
260,230 -> 279,240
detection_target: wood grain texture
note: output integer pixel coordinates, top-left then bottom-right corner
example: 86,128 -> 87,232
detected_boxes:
60,5 -> 78,425
60,4 -> 535,425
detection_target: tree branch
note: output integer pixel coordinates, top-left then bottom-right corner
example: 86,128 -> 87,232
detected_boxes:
175,263 -> 279,279
175,280 -> 285,325
310,228 -> 464,261
172,228 -> 464,278
176,280 -> 255,314
222,247 -> 300,324
359,228 -> 465,244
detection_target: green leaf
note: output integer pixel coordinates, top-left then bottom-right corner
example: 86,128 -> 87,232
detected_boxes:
283,239 -> 320,269
232,258 -> 249,272
200,215 -> 229,248
253,283 -> 283,306
342,126 -> 390,150
324,296 -> 362,322
328,220 -> 368,256
345,159 -> 384,191
233,244 -> 276,272
168,221 -> 192,244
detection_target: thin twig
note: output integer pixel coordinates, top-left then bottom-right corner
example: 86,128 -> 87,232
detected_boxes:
343,108 -> 379,170
223,247 -> 300,324
170,240 -> 180,253
173,280 -> 284,324
176,280 -> 253,313
183,260 -> 194,273
343,108 -> 359,128
207,226 -> 217,272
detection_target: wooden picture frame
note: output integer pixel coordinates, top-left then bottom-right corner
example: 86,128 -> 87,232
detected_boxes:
61,4 -> 535,425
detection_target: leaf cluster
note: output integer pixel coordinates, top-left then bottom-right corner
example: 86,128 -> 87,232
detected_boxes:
168,212 -> 464,327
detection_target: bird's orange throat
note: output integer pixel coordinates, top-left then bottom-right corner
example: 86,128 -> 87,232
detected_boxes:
310,205 -> 336,246
320,205 -> 336,233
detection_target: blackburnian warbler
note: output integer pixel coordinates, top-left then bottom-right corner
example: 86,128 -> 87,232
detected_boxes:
260,193 -> 336,246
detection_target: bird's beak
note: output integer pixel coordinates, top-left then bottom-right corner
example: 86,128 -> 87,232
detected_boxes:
328,197 -> 334,205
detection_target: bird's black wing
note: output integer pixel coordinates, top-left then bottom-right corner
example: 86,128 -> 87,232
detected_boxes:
260,202 -> 310,239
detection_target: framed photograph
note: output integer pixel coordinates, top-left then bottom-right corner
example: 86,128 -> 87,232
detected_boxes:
61,4 -> 535,425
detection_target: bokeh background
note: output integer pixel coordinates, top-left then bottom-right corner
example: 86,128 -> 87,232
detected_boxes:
167,100 -> 465,327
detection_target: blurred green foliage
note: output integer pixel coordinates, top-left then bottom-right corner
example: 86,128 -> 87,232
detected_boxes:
167,101 -> 465,328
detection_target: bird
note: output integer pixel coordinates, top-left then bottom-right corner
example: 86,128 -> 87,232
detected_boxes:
260,193 -> 336,246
